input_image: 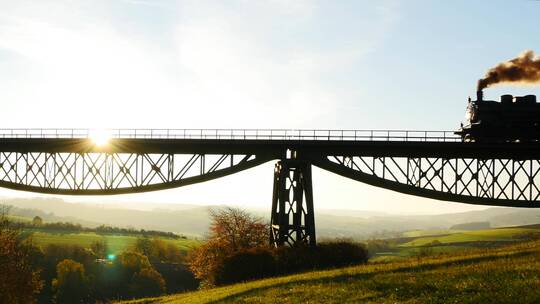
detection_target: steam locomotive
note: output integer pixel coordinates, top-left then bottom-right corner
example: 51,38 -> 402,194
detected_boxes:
455,91 -> 540,142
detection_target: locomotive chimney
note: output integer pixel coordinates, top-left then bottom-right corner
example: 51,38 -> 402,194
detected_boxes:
476,90 -> 483,102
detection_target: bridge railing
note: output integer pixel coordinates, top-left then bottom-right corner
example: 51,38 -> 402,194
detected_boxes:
0,129 -> 462,142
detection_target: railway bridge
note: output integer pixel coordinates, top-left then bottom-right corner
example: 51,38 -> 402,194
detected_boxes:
1,128 -> 540,246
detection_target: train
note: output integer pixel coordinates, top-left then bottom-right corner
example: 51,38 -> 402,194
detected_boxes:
455,90 -> 540,142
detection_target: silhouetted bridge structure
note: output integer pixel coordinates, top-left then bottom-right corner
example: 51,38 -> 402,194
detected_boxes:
2,128 -> 540,246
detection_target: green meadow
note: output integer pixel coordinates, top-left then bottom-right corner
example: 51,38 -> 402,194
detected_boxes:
26,230 -> 200,254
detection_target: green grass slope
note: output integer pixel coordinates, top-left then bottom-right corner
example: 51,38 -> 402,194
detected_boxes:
120,240 -> 540,304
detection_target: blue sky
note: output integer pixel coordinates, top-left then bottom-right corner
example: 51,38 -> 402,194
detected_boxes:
0,0 -> 539,214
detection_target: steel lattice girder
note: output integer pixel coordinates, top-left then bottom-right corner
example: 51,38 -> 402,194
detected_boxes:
314,156 -> 540,207
0,152 -> 267,194
270,160 -> 316,247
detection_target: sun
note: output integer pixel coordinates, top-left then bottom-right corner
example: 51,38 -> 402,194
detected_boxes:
90,129 -> 112,146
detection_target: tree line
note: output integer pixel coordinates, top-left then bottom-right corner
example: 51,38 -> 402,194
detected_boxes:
11,213 -> 186,239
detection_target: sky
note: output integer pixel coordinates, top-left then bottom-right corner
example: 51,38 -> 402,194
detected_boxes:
0,0 -> 540,214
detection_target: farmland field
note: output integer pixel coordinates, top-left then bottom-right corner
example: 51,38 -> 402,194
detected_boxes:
399,227 -> 540,247
27,230 -> 200,254
367,225 -> 540,261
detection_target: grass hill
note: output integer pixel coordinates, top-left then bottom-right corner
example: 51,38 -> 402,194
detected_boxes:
119,239 -> 540,304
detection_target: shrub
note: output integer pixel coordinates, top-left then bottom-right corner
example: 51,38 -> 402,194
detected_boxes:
273,245 -> 318,274
317,241 -> 369,268
205,241 -> 369,286
214,247 -> 276,285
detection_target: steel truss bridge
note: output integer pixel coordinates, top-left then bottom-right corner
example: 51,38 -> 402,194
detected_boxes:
2,128 -> 540,246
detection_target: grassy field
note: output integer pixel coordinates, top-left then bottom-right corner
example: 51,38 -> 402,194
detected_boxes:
399,227 -> 540,247
401,229 -> 461,238
366,225 -> 540,261
26,230 -> 200,254
119,239 -> 540,304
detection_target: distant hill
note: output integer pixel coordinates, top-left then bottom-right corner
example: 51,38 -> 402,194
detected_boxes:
450,221 -> 491,230
2,198 -> 210,237
4,197 -> 540,239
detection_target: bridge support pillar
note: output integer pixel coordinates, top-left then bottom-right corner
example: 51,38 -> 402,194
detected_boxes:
270,159 -> 316,247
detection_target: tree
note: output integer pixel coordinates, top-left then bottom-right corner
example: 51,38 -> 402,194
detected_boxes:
208,207 -> 268,252
90,240 -> 108,259
115,251 -> 152,275
134,237 -> 153,256
188,207 -> 268,286
0,206 -> 43,304
32,216 -> 43,226
133,237 -> 185,263
113,251 -> 166,298
130,267 -> 166,297
52,259 -> 89,303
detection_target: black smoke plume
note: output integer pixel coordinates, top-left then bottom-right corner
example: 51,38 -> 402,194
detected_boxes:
478,50 -> 540,90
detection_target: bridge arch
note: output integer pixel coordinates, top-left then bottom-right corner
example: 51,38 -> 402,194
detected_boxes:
0,151 -> 271,195
313,156 -> 540,208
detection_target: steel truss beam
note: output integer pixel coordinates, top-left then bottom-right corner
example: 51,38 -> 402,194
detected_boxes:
315,156 -> 540,207
0,152 -> 267,195
270,160 -> 316,246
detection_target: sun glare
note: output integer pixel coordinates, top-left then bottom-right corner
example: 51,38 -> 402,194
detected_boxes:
90,129 -> 112,146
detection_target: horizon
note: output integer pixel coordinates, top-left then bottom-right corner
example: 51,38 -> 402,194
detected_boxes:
1,195 -> 500,217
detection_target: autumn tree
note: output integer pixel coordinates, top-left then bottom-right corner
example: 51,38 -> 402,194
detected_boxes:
52,259 -> 89,303
0,206 -> 43,304
113,251 -> 167,298
130,267 -> 166,297
188,207 -> 268,286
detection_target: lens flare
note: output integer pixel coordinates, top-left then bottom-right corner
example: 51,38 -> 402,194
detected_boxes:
90,129 -> 111,146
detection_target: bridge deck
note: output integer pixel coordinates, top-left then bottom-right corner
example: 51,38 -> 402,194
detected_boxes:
0,137 -> 539,159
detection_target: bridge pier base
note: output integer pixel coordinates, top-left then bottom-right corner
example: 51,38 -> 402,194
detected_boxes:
270,159 -> 316,247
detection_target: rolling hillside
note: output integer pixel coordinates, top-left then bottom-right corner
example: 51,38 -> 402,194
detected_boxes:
120,239 -> 540,304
